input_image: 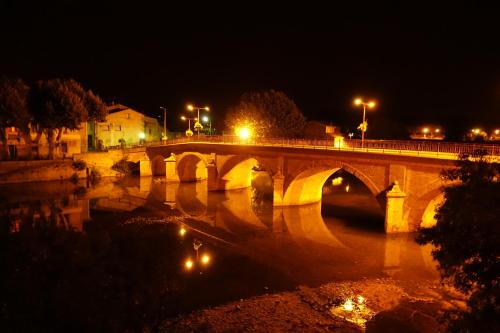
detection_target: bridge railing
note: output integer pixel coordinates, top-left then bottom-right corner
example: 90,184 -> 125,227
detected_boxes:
120,136 -> 500,158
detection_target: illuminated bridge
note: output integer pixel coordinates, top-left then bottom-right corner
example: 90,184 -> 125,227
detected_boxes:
122,137 -> 500,233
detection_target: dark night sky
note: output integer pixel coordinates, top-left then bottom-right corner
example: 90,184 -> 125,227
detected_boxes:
1,1 -> 499,139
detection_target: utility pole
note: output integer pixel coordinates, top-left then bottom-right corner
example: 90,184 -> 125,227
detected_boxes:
160,107 -> 167,141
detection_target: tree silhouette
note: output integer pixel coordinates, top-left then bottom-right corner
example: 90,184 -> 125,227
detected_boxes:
417,150 -> 500,332
30,79 -> 107,159
225,90 -> 306,138
0,78 -> 30,159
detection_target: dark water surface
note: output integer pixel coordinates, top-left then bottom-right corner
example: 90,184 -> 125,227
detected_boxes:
0,175 -> 438,332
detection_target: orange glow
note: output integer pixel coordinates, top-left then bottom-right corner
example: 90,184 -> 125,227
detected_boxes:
201,254 -> 211,265
354,98 -> 362,105
423,127 -> 429,133
342,299 -> 354,312
367,101 -> 376,108
179,226 -> 186,236
236,127 -> 252,140
495,129 -> 499,135
185,259 -> 194,270
187,104 -> 194,111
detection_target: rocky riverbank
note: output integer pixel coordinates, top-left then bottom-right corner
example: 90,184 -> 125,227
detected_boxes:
161,277 -> 465,333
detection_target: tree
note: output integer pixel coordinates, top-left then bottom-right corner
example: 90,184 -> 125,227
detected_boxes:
0,78 -> 30,159
225,90 -> 306,138
417,150 -> 500,332
30,79 -> 107,159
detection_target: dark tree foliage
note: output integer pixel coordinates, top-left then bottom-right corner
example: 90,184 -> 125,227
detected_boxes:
225,90 -> 306,138
30,79 -> 107,158
417,150 -> 500,332
0,78 -> 30,158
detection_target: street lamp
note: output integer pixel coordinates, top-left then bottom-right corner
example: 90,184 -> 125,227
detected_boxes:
159,107 -> 167,141
181,115 -> 197,137
187,104 -> 210,139
423,127 -> 429,139
354,98 -> 376,148
202,115 -> 212,135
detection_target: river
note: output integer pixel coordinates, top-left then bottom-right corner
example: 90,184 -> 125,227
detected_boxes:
0,174 -> 439,332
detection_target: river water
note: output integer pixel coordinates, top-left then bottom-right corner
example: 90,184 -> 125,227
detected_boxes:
0,175 -> 439,332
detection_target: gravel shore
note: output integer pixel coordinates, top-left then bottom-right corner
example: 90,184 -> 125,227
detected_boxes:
162,277 -> 463,332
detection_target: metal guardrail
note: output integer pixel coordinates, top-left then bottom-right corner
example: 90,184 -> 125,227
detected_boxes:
117,136 -> 500,159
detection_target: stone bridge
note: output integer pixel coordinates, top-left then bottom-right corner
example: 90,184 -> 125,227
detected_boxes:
129,141 -> 467,234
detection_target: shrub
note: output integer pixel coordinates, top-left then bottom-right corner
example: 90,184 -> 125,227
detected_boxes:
112,159 -> 132,174
72,159 -> 87,170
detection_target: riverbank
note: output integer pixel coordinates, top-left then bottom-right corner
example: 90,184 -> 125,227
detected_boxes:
161,277 -> 465,333
0,150 -> 126,184
0,159 -> 85,184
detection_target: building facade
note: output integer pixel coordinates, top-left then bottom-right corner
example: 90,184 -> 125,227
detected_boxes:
89,104 -> 162,150
1,104 -> 161,160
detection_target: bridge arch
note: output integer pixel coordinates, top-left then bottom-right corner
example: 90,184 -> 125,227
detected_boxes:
218,156 -> 270,190
420,192 -> 444,228
282,163 -> 381,206
176,152 -> 208,182
151,155 -> 166,176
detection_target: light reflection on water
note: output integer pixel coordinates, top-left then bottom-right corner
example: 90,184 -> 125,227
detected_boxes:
0,176 -> 439,332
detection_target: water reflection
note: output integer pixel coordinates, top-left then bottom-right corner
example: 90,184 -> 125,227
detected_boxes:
0,176 -> 439,332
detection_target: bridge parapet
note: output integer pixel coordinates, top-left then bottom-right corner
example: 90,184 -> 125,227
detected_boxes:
139,136 -> 500,161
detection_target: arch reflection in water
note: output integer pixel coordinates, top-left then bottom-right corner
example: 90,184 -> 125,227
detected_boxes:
280,203 -> 347,249
167,181 -> 347,249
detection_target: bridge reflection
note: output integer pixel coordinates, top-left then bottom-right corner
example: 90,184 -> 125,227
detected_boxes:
158,180 -> 346,247
0,177 -> 439,284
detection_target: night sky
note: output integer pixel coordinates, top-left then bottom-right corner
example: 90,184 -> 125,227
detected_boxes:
1,2 -> 499,139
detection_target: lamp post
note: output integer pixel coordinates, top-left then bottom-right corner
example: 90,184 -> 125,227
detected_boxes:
423,127 -> 429,139
159,107 -> 167,141
354,98 -> 376,148
187,104 -> 210,139
202,115 -> 212,135
181,115 -> 197,137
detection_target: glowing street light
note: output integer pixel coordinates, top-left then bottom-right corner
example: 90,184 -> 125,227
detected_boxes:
184,259 -> 194,270
236,127 -> 252,140
423,127 -> 429,139
187,104 -> 210,139
202,115 -> 212,135
181,115 -> 197,137
179,226 -> 187,236
201,254 -> 211,265
471,128 -> 481,135
354,98 -> 376,148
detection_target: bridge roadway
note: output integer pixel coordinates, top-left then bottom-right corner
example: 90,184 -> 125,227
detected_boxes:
123,137 -> 499,233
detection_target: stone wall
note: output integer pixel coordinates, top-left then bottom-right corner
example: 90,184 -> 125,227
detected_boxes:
0,160 -> 85,184
73,150 -> 125,178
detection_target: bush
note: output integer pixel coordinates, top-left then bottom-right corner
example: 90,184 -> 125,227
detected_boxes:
112,159 -> 132,174
72,159 -> 87,170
